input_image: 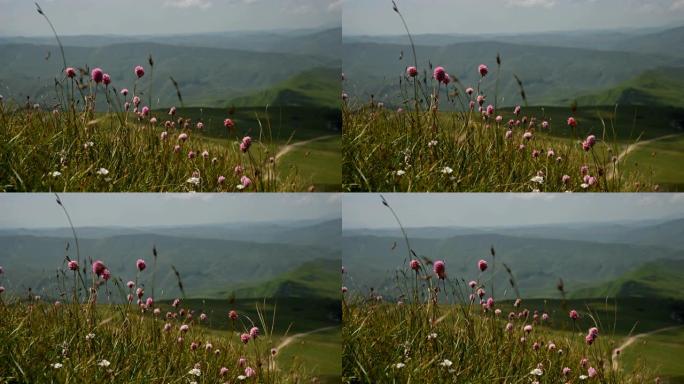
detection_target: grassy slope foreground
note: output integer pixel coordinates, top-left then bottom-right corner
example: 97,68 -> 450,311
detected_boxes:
341,199 -> 677,383
0,273 -> 312,384
341,4 -> 682,192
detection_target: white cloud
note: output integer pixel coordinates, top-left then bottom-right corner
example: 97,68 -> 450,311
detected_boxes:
329,0 -> 343,12
506,0 -> 556,8
164,0 -> 212,9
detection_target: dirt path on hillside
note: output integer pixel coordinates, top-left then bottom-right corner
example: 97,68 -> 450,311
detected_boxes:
276,325 -> 338,351
612,325 -> 684,370
271,325 -> 338,371
275,135 -> 337,161
608,133 -> 683,179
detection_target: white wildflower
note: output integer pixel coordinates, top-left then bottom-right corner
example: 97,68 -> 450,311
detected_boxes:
580,375 -> 588,380
530,175 -> 544,184
428,140 -> 438,147
237,375 -> 247,380
96,168 -> 109,176
439,359 -> 453,367
581,183 -> 589,189
50,363 -> 63,369
394,363 -> 405,369
441,166 -> 453,175
188,368 -> 201,377
51,171 -> 62,177
530,368 -> 543,376
98,359 -> 110,367
395,170 -> 406,176
427,332 -> 437,340
186,177 -> 200,185
85,333 -> 95,340
236,184 -> 245,190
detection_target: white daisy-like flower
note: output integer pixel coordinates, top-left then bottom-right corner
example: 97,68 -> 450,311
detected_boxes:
51,171 -> 62,177
186,177 -> 200,185
427,332 -> 437,340
188,368 -> 201,377
530,368 -> 543,376
237,375 -> 247,381
580,375 -> 588,380
394,363 -> 405,369
84,141 -> 94,149
581,183 -> 589,189
396,170 -> 406,176
441,166 -> 453,175
50,363 -> 63,369
428,140 -> 438,147
98,359 -> 110,367
236,184 -> 246,190
439,359 -> 453,367
96,168 -> 109,176
530,175 -> 544,184
85,333 -> 95,340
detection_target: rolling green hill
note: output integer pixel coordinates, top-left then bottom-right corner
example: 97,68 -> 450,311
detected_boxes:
572,260 -> 684,300
576,68 -> 684,108
199,258 -> 341,300
229,67 -> 340,109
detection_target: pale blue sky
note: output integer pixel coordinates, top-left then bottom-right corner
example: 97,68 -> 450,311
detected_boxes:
343,193 -> 684,229
0,194 -> 341,228
0,0 -> 341,36
344,0 -> 684,35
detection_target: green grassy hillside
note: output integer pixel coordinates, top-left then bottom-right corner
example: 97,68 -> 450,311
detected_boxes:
200,259 -> 341,301
229,67 -> 341,109
577,68 -> 684,109
572,260 -> 684,300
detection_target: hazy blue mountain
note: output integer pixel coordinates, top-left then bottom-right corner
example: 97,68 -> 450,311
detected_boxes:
0,28 -> 341,59
342,219 -> 684,299
342,40 -> 684,108
0,219 -> 341,300
343,25 -> 684,58
0,40 -> 338,107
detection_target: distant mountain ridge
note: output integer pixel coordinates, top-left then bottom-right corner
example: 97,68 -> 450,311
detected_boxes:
0,28 -> 340,108
342,218 -> 684,299
342,25 -> 684,108
0,219 -> 341,301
